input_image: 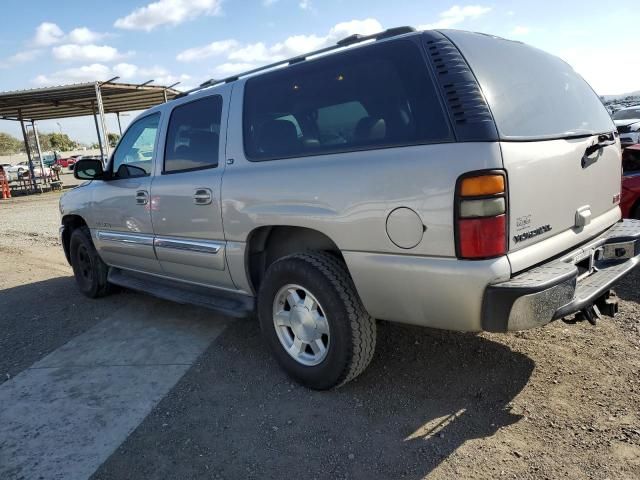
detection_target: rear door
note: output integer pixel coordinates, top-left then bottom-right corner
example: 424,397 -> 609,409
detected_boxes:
150,87 -> 235,289
443,30 -> 621,272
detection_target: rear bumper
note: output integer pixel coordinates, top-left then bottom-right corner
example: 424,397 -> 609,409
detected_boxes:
483,219 -> 640,332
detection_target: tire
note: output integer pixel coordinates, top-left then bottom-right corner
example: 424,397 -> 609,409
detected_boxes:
258,252 -> 376,390
633,203 -> 640,220
69,226 -> 111,298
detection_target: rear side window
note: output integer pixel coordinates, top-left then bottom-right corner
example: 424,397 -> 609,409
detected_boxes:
243,40 -> 451,161
164,96 -> 222,173
444,31 -> 614,140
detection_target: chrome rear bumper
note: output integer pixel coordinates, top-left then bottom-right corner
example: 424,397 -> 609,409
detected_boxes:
482,219 -> 640,332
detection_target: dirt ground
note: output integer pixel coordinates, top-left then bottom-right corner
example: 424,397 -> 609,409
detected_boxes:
1,190 -> 639,480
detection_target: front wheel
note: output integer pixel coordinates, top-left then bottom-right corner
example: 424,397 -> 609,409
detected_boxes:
69,227 -> 111,298
258,252 -> 376,390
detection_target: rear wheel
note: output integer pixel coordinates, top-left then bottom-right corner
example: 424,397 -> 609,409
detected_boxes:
633,203 -> 640,220
69,227 -> 111,298
258,252 -> 376,390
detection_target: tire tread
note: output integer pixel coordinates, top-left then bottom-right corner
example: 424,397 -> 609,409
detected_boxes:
284,252 -> 376,387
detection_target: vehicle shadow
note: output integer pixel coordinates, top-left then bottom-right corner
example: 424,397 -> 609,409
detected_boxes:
94,314 -> 535,480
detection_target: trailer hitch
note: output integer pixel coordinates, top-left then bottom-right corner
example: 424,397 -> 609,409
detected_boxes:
562,290 -> 618,326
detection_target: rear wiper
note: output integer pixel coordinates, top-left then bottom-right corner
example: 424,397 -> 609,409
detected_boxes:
584,133 -> 615,157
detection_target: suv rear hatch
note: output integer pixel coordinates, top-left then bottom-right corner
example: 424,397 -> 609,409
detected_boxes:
443,30 -> 621,272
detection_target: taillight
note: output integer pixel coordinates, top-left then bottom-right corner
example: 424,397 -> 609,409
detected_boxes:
455,171 -> 508,259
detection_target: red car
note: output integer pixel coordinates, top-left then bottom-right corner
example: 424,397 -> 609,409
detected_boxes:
55,155 -> 79,169
621,145 -> 640,219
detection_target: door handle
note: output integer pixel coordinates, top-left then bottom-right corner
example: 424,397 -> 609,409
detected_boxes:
135,190 -> 149,205
193,188 -> 213,205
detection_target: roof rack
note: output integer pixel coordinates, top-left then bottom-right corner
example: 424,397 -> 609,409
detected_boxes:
175,26 -> 416,99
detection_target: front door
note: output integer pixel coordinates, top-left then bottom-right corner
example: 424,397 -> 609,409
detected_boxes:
91,112 -> 163,274
150,88 -> 235,289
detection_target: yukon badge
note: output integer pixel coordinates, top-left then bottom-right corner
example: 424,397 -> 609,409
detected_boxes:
513,225 -> 552,243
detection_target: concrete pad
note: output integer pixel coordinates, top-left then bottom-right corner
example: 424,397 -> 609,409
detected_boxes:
0,299 -> 230,480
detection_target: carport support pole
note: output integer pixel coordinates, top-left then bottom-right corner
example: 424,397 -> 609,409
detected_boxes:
18,110 -> 37,190
94,82 -> 110,160
116,112 -> 123,136
32,121 -> 47,185
92,102 -> 105,162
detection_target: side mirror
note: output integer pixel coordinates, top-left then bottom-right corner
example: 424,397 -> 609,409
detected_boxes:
74,159 -> 104,180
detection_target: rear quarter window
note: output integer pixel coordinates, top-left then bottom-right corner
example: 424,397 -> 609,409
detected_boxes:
242,39 -> 452,161
443,30 -> 615,140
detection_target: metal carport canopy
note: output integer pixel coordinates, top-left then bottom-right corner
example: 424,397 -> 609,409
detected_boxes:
0,81 -> 180,121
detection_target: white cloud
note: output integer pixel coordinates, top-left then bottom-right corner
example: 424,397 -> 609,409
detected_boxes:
418,5 -> 491,30
177,39 -> 239,62
112,63 -> 139,79
114,0 -> 223,31
299,0 -> 312,10
179,18 -> 383,72
33,63 -> 190,87
67,27 -> 106,44
32,22 -> 64,46
511,25 -> 530,35
211,62 -> 258,77
263,0 -> 279,5
52,44 -> 127,63
8,49 -> 43,63
33,64 -> 113,85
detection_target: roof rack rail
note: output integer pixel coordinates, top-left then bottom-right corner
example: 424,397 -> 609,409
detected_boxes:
174,26 -> 417,99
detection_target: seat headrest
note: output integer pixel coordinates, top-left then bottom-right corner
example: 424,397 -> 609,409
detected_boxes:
354,116 -> 386,143
257,120 -> 299,155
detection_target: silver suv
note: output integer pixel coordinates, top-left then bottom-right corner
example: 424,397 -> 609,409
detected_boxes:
60,28 -> 640,389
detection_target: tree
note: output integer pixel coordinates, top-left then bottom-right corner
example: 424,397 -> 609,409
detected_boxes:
108,133 -> 121,148
0,132 -> 25,155
46,132 -> 77,152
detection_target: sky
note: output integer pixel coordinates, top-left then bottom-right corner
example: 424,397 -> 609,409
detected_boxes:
0,0 -> 639,144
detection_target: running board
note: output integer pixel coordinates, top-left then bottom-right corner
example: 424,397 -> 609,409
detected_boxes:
108,268 -> 255,319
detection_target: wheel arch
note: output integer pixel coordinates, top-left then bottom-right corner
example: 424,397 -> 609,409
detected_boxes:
61,214 -> 88,264
245,225 -> 345,293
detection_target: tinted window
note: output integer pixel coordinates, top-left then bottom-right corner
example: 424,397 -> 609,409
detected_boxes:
444,30 -> 614,140
164,96 -> 222,173
112,113 -> 160,178
243,40 -> 451,161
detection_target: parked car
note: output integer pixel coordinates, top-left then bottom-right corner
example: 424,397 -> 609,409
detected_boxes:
55,157 -> 77,169
622,145 -> 640,219
60,27 -> 640,389
6,161 -> 52,180
613,106 -> 640,146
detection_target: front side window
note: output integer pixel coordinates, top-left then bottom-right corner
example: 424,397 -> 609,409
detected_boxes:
164,96 -> 222,173
111,113 -> 160,178
243,40 -> 451,161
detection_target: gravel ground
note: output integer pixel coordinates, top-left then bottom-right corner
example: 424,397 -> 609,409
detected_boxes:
1,192 -> 639,479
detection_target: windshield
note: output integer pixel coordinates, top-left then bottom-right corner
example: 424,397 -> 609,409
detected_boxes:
442,30 -> 614,140
613,108 -> 640,120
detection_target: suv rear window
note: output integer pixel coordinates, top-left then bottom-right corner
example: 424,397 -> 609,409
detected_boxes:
243,40 -> 451,161
443,30 -> 614,140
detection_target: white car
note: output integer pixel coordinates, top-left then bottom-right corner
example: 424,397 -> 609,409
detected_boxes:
613,106 -> 640,146
5,161 -> 52,181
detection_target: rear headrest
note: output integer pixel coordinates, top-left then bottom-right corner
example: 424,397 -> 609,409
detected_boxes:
257,120 -> 299,155
354,116 -> 386,143
170,130 -> 219,169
